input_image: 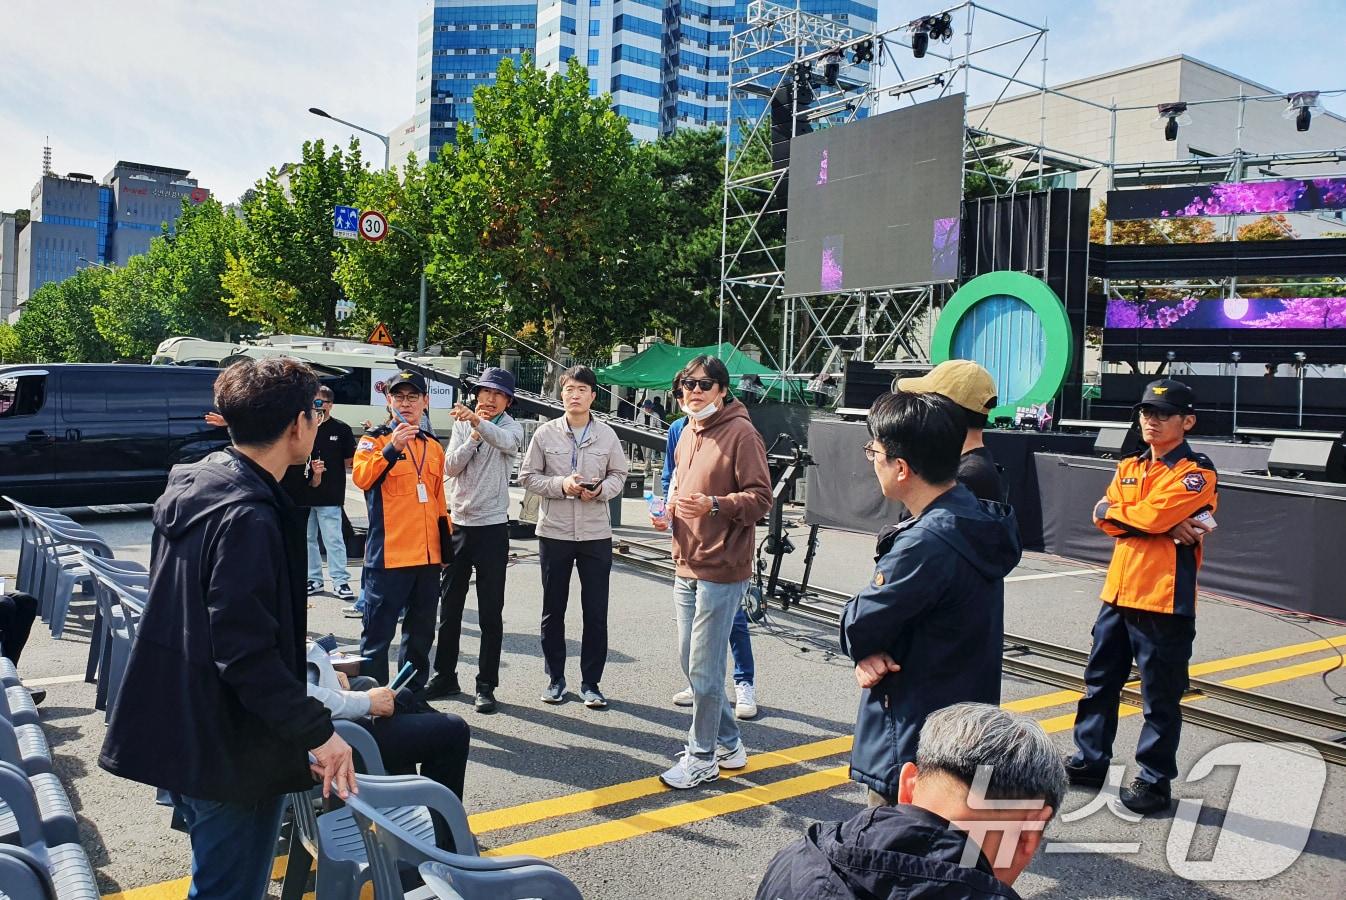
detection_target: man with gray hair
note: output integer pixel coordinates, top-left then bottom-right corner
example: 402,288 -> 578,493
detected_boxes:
756,703 -> 1065,900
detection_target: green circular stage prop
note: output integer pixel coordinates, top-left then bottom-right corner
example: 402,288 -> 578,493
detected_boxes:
930,271 -> 1073,419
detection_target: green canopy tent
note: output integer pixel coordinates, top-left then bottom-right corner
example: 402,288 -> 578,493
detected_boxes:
595,342 -> 806,401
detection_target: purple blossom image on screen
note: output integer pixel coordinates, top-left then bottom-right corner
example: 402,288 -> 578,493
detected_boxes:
1310,178 -> 1346,207
821,235 -> 843,292
1244,297 -> 1346,329
817,150 -> 829,186
931,217 -> 960,279
1170,179 -> 1307,217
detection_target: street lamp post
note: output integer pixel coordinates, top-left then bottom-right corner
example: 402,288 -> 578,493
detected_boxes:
388,223 -> 429,353
308,107 -> 391,172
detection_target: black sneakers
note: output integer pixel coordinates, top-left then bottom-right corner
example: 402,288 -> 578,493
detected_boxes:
422,673 -> 461,700
474,687 -> 498,714
1119,778 -> 1171,815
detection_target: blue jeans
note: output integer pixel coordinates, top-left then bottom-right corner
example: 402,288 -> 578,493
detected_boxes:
674,576 -> 744,760
307,506 -> 350,587
730,606 -> 755,686
170,792 -> 286,900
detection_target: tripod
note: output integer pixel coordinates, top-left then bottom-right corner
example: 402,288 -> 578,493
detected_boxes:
753,435 -> 820,617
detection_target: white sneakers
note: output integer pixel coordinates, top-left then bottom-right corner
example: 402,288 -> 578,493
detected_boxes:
661,743 -> 748,789
735,682 -> 758,720
716,741 -> 748,770
672,683 -> 760,719
660,753 -> 719,789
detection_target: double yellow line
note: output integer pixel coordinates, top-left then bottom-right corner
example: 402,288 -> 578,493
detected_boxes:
100,632 -> 1346,899
479,633 -> 1346,860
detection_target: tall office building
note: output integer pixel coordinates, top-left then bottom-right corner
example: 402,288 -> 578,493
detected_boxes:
13,161 -> 210,311
0,214 -> 18,322
415,0 -> 877,160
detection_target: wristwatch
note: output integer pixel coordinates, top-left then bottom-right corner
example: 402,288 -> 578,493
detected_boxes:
710,496 -> 720,518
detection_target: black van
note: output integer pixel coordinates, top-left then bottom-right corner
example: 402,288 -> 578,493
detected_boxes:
0,364 -> 230,508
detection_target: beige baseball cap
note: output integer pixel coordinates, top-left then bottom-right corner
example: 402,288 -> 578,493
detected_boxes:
896,360 -> 998,414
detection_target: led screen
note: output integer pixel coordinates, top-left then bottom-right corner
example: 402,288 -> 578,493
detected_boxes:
1107,177 -> 1346,220
784,93 -> 965,296
1105,296 -> 1346,330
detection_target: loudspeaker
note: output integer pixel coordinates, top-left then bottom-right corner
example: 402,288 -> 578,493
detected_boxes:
1093,426 -> 1142,458
1266,437 -> 1346,482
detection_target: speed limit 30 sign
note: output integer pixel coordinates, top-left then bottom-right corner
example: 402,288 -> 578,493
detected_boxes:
359,210 -> 388,242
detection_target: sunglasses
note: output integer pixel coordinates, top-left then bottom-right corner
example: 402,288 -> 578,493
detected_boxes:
679,377 -> 719,392
312,398 -> 327,410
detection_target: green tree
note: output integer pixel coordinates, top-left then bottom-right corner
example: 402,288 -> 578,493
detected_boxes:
93,198 -> 250,358
430,57 -> 660,387
643,127 -> 726,346
14,267 -> 116,362
335,156 -> 480,348
0,323 -> 29,363
237,139 -> 368,335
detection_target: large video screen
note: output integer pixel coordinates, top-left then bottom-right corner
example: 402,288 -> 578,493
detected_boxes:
784,93 -> 965,297
1107,177 -> 1346,220
1105,296 -> 1346,330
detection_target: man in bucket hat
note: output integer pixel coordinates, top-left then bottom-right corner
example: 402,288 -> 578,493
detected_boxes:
425,367 -> 524,714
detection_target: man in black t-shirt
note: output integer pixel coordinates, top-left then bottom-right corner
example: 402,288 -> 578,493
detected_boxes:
897,360 -> 1005,504
287,386 -> 358,599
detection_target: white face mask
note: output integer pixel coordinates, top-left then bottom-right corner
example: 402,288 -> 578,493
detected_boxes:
681,402 -> 719,421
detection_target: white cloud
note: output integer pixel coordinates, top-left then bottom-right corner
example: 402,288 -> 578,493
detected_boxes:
0,0 -> 422,210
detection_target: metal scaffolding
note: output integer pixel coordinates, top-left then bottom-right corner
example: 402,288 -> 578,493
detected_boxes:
717,0 -> 1103,384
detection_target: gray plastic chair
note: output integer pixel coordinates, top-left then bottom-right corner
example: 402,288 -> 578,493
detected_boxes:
78,555 -> 147,694
0,844 -> 57,900
346,774 -> 582,900
33,521 -> 112,638
2,498 -> 67,597
0,713 -> 52,778
417,862 -> 467,900
281,719 -> 431,900
94,579 -> 146,721
0,760 -> 96,900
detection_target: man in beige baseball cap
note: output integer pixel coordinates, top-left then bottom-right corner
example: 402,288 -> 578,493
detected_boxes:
896,360 -> 1004,503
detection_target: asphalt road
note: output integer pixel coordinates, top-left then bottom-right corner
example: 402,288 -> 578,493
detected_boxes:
2,493 -> 1344,899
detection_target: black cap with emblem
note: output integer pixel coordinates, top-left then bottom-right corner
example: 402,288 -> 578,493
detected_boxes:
1135,378 -> 1195,415
388,371 -> 428,394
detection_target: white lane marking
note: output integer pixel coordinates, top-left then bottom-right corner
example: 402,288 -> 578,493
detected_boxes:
22,674 -> 86,687
1007,567 -> 1100,583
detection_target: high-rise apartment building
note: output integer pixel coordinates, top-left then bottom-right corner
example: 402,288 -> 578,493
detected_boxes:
414,0 -> 877,160
12,161 -> 210,312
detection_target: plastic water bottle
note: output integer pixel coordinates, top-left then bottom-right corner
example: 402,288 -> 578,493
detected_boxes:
645,490 -> 667,525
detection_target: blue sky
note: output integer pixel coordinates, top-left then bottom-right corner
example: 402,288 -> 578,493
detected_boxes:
2,1 -> 1344,212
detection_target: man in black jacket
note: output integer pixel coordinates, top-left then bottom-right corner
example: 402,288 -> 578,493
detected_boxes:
757,703 -> 1065,900
101,357 -> 355,900
842,392 -> 1021,805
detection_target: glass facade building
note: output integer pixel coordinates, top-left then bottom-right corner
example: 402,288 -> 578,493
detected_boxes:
416,0 -> 876,159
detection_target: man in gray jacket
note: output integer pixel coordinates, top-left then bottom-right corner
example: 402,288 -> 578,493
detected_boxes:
519,365 -> 629,708
425,368 -> 524,714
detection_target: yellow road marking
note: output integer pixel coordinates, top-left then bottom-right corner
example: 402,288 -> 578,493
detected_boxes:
470,736 -> 852,834
101,634 -> 1346,897
487,652 -> 1346,860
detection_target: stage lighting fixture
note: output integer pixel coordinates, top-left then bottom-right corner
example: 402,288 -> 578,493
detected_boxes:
1153,102 -> 1191,142
822,48 -> 843,86
1284,91 -> 1321,132
1231,351 -> 1241,363
1294,351 -> 1307,365
851,39 -> 874,65
911,29 -> 929,58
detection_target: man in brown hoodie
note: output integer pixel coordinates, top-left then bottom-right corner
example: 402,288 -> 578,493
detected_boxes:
654,355 -> 772,789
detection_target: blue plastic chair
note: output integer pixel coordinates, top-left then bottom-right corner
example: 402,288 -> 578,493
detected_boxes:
0,844 -> 56,900
346,774 -> 582,900
78,555 -> 147,696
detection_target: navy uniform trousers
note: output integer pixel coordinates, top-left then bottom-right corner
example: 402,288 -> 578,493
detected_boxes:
1071,602 -> 1196,786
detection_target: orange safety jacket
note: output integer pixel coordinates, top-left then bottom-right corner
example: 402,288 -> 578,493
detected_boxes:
353,425 -> 450,569
1093,441 -> 1218,617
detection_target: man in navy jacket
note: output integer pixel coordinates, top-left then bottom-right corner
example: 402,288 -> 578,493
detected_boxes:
101,358 -> 355,900
841,392 -> 1021,804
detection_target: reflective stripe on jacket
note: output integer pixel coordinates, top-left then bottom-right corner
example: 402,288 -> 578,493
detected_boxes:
353,426 -> 450,569
1093,441 -> 1218,616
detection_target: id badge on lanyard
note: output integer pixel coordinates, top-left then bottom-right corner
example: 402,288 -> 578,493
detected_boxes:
416,483 -> 429,504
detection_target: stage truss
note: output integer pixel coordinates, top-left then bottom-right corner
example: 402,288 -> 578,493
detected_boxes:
719,1 -> 1346,394
718,0 -> 1108,383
